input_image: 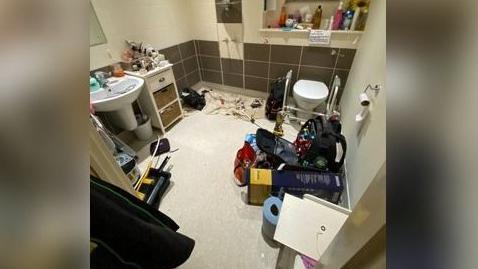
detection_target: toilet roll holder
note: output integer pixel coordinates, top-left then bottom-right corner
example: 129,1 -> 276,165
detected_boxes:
356,84 -> 382,122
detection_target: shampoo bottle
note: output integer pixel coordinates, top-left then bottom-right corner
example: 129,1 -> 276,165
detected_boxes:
311,5 -> 322,29
332,1 -> 344,30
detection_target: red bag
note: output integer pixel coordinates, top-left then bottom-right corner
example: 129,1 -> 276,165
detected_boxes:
233,142 -> 256,186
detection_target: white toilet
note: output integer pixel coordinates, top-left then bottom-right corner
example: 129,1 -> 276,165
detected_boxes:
293,80 -> 329,118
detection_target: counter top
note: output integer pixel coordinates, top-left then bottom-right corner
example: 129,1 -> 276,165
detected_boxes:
124,63 -> 173,78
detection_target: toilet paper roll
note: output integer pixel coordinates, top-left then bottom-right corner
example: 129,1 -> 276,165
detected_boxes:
359,93 -> 370,106
262,196 -> 283,239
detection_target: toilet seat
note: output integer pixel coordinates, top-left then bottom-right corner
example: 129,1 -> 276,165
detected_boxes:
293,80 -> 329,101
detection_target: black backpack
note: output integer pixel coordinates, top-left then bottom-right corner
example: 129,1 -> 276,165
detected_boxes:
265,77 -> 286,120
180,88 -> 206,110
296,116 -> 347,173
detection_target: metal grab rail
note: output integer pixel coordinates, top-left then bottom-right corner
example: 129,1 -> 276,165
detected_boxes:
280,70 -> 341,122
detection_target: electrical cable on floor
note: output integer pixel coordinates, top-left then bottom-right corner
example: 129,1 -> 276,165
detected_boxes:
232,110 -> 265,129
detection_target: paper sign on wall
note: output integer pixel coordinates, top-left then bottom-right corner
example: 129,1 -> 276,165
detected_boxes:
309,30 -> 331,45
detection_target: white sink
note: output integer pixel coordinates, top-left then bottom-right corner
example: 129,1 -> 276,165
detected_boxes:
90,75 -> 144,130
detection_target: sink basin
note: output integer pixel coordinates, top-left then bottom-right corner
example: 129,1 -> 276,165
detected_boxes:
90,75 -> 144,130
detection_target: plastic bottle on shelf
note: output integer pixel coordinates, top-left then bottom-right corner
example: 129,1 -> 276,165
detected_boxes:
279,6 -> 287,27
350,7 -> 360,30
355,8 -> 368,31
341,9 -> 354,30
332,1 -> 344,30
311,5 -> 322,29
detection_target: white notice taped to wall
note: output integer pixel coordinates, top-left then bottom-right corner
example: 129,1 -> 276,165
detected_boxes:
309,30 -> 331,45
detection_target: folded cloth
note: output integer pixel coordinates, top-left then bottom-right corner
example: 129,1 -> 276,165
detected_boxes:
91,176 -> 195,269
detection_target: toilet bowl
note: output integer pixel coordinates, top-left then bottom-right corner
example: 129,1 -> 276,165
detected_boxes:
293,80 -> 329,117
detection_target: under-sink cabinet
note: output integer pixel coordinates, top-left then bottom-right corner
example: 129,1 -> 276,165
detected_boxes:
125,64 -> 184,134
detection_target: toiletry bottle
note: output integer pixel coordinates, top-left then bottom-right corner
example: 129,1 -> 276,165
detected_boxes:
341,9 -> 354,30
279,6 -> 287,27
356,8 -> 368,30
328,16 -> 334,30
112,63 -> 125,77
350,7 -> 360,30
332,1 -> 344,30
311,5 -> 322,29
294,10 -> 302,23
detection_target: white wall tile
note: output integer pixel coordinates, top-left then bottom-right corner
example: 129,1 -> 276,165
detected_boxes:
217,23 -> 243,59
242,0 -> 264,44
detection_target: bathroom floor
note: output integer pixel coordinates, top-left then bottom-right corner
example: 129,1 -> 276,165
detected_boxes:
125,90 -> 298,269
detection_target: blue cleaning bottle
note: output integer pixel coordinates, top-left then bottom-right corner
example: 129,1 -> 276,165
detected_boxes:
90,76 -> 101,92
341,10 -> 354,30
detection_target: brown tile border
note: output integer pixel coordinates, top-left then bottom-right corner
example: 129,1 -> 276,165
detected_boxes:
245,76 -> 268,92
199,56 -> 221,71
191,40 -> 356,102
244,60 -> 269,78
201,69 -> 223,84
300,47 -> 338,68
223,73 -> 244,88
179,40 -> 196,59
336,49 -> 357,69
215,0 -> 242,23
196,40 -> 220,57
221,58 -> 244,75
269,63 -> 299,81
244,43 -> 270,62
270,45 -> 302,65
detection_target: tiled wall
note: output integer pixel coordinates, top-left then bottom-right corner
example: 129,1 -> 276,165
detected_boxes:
90,0 -> 194,70
215,0 -> 242,23
195,40 -> 223,85
195,40 -> 356,102
158,40 -> 201,92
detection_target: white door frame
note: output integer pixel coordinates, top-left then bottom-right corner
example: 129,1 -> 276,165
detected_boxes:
89,120 -> 136,195
316,162 -> 386,269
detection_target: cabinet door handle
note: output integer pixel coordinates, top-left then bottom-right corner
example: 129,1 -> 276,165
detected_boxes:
158,77 -> 165,83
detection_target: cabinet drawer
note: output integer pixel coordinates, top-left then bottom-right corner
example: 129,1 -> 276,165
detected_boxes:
153,83 -> 177,110
159,101 -> 181,127
147,69 -> 175,92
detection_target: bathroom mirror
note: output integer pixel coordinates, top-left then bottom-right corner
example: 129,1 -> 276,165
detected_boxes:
89,1 -> 107,46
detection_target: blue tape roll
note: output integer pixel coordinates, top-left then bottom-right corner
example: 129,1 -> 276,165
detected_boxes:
262,196 -> 282,239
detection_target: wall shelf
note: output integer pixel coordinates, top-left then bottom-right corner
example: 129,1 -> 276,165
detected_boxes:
259,28 -> 364,35
258,28 -> 363,49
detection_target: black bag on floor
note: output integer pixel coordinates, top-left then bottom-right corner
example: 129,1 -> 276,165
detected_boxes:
256,128 -> 298,167
90,176 -> 195,269
265,77 -> 286,120
295,116 -> 347,173
180,88 -> 206,110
